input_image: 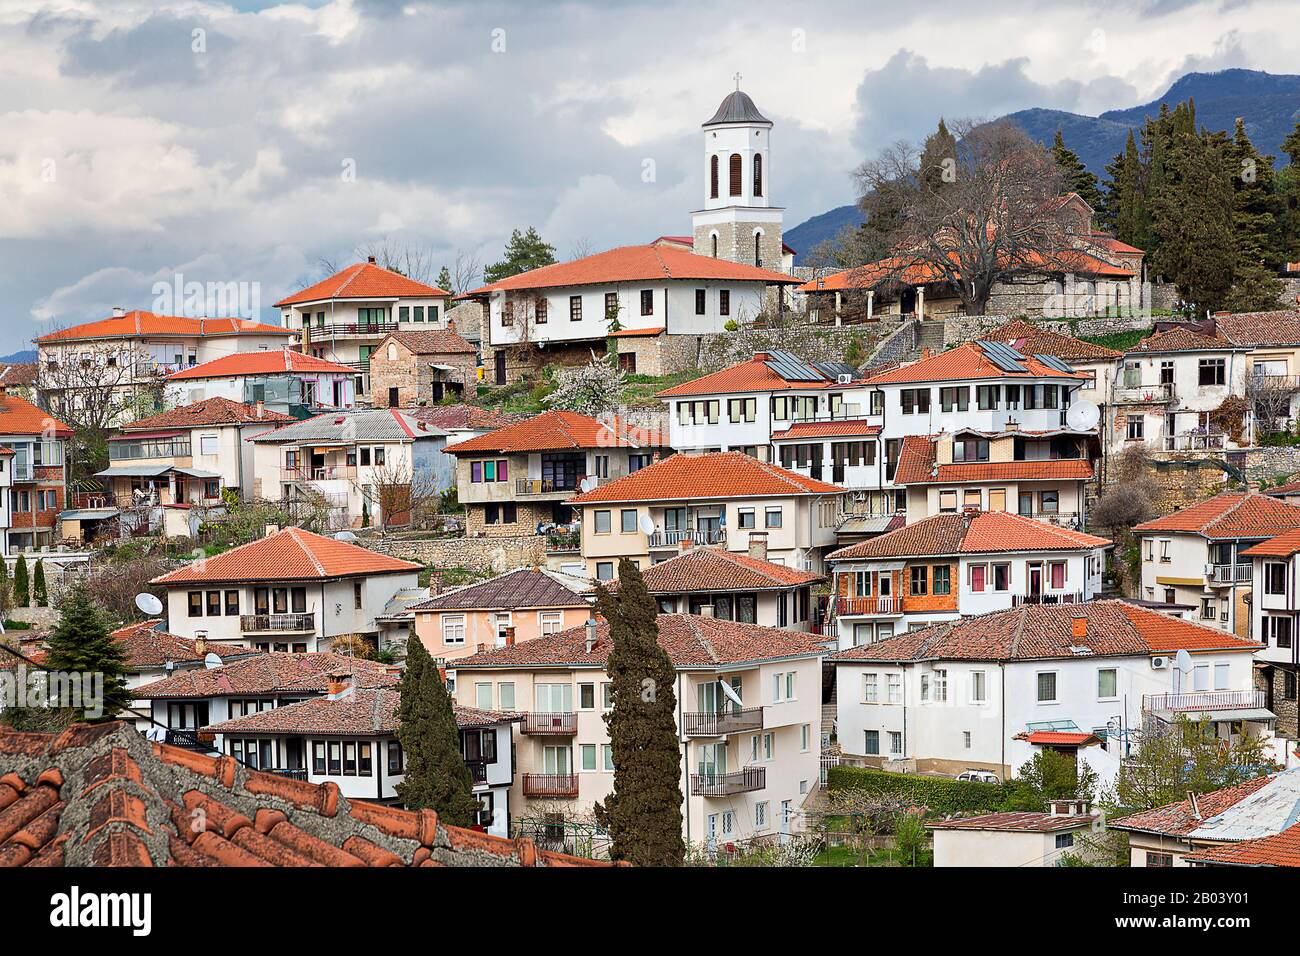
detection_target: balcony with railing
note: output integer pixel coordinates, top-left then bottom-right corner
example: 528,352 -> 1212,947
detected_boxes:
522,773 -> 580,798
682,707 -> 764,737
647,528 -> 726,549
690,767 -> 766,797
1165,430 -> 1227,452
1143,690 -> 1267,714
265,767 -> 310,781
1010,591 -> 1086,607
109,439 -> 192,461
519,712 -> 578,735
240,612 -> 316,634
1018,511 -> 1083,529
281,464 -> 357,484
306,321 -> 400,339
1207,563 -> 1252,585
545,528 -> 581,553
464,759 -> 490,784
1114,382 -> 1175,404
835,596 -> 900,617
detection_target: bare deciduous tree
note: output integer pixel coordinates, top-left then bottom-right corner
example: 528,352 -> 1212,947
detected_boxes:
451,249 -> 483,295
354,458 -> 445,532
1247,372 -> 1298,438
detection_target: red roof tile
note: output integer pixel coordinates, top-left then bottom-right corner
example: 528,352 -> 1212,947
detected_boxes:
1211,311 -> 1300,348
447,410 -> 665,455
658,353 -> 860,398
150,527 -> 421,585
1110,776 -> 1274,837
982,319 -> 1123,361
1135,492 -> 1300,540
0,394 -> 73,437
1128,326 -> 1241,353
412,567 -> 589,612
121,397 -> 294,431
1183,821 -> 1300,867
202,688 -> 516,737
828,600 -> 1261,664
462,245 -> 799,296
566,451 -> 844,504
110,620 -> 255,669
0,722 -> 609,867
379,329 -> 476,354
167,348 -> 355,381
890,436 -> 1093,485
1241,528 -> 1300,557
274,262 -> 449,307
771,420 -> 881,440
861,342 -> 1088,386
1023,731 -> 1101,746
797,248 -> 1134,294
34,312 -> 294,344
407,404 -> 529,432
0,364 -> 36,388
628,548 -> 822,593
456,614 -> 825,669
133,652 -> 394,699
827,511 -> 1109,561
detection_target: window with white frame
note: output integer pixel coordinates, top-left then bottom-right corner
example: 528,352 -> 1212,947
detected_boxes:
475,682 -> 492,710
539,611 -> 564,635
886,673 -> 902,703
441,614 -> 466,646
1036,671 -> 1058,703
888,731 -> 902,755
755,802 -> 768,829
971,671 -> 986,703
1097,668 -> 1118,700
863,673 -> 878,702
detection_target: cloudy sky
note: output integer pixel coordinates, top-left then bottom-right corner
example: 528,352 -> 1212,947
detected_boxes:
0,0 -> 1294,354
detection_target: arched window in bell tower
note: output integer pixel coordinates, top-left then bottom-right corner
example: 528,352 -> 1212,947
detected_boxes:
754,232 -> 762,267
753,153 -> 763,198
729,154 -> 742,197
710,155 -> 719,199
711,233 -> 718,258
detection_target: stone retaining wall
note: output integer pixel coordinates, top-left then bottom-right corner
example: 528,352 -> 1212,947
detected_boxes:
941,312 -> 1152,348
368,533 -> 547,574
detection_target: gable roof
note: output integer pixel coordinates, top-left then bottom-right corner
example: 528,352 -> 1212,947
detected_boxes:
889,436 -> 1094,486
456,613 -> 825,670
1134,492 -> 1300,540
1212,311 -> 1300,348
982,319 -> 1123,361
828,599 -> 1261,664
412,567 -> 590,612
408,404 -> 530,432
110,620 -> 256,669
1127,326 -> 1242,354
860,342 -> 1088,386
0,364 -> 36,388
167,348 -> 355,381
796,248 -> 1134,294
378,329 -> 477,355
629,548 -> 822,593
150,527 -> 421,586
827,510 -> 1109,562
246,408 -> 443,444
447,410 -> 663,455
566,451 -> 843,504
1183,822 -> 1300,867
132,652 -> 395,699
1110,775 -> 1279,838
0,394 -> 73,437
0,721 -> 607,866
121,397 -> 294,431
462,245 -> 800,297
34,312 -> 294,344
274,262 -> 449,307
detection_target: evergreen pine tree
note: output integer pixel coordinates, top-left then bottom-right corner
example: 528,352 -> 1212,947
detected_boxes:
42,583 -> 131,721
1228,117 -> 1282,267
919,118 -> 958,192
13,554 -> 29,608
436,265 -> 454,295
483,227 -> 558,284
394,634 -> 479,825
33,559 -> 47,608
1051,130 -> 1103,210
593,559 -> 684,866
0,558 -> 10,619
1280,121 -> 1300,261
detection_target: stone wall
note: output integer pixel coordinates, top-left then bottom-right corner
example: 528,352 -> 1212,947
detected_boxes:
940,312 -> 1152,349
465,501 -> 554,537
692,221 -> 784,273
1256,664 -> 1298,739
863,319 -> 917,367
695,321 -> 883,373
369,344 -> 477,408
1244,446 -> 1300,483
445,301 -> 483,344
615,332 -> 698,377
1144,459 -> 1229,515
368,531 -> 547,575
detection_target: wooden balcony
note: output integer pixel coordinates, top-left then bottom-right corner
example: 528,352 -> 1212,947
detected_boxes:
835,596 -> 900,617
240,612 -> 316,634
682,707 -> 764,737
522,773 -> 580,798
306,322 -> 399,339
689,767 -> 766,797
519,712 -> 578,735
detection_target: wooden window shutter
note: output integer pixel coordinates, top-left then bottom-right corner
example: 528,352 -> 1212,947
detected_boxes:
710,155 -> 719,199
729,154 -> 742,196
753,153 -> 762,197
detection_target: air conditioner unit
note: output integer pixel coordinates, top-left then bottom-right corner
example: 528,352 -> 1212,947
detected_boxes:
837,373 -> 853,385
1151,656 -> 1169,670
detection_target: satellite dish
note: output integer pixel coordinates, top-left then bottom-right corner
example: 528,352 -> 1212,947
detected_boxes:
203,652 -> 223,669
333,530 -> 359,543
638,515 -> 656,536
135,592 -> 164,616
1065,400 -> 1100,431
579,477 -> 596,493
718,679 -> 743,708
1174,649 -> 1193,673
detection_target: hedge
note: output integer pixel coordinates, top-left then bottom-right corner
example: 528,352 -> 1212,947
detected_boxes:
826,765 -> 1008,817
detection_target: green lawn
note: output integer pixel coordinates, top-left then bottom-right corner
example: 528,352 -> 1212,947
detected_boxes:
813,843 -> 933,867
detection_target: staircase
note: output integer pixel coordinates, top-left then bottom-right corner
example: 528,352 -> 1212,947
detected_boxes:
918,320 -> 946,355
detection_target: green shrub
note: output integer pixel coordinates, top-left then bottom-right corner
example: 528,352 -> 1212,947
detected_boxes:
826,765 -> 1007,816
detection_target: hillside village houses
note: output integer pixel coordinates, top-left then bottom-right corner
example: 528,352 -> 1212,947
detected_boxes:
0,390 -> 72,554
34,310 -> 296,423
149,527 -> 422,653
276,259 -> 454,399
165,347 -> 358,414
1239,528 -> 1300,739
368,328 -> 478,408
452,614 -> 824,847
408,403 -> 529,448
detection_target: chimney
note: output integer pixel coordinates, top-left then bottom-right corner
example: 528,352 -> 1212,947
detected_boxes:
748,532 -> 768,562
754,352 -> 770,362
194,631 -> 207,655
255,399 -> 264,419
264,524 -> 280,537
367,255 -> 376,264
112,306 -> 126,318
585,617 -> 598,654
1071,615 -> 1088,640
1188,791 -> 1202,820
446,317 -> 456,333
1049,799 -> 1088,817
680,537 -> 694,552
325,670 -> 353,699
428,571 -> 443,595
504,626 -> 516,647
921,347 -> 931,360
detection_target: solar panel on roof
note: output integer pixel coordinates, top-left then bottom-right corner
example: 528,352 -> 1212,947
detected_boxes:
814,361 -> 860,380
762,348 -> 826,382
974,340 -> 1028,373
1033,353 -> 1076,373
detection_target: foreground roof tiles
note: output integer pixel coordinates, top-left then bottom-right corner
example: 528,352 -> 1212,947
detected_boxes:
0,722 -> 608,867
456,614 -> 825,669
110,620 -> 254,669
34,311 -> 294,344
463,244 -> 799,296
121,397 -> 294,431
1135,492 -> 1300,540
828,600 -> 1261,664
168,348 -> 355,380
412,567 -> 590,612
889,437 -> 1093,485
151,527 -> 421,586
0,394 -> 73,437
630,548 -> 822,593
133,652 -> 395,699
828,511 -> 1109,561
1213,311 -> 1300,348
860,342 -> 1087,386
380,329 -> 477,355
1110,776 -> 1275,837
203,688 -> 517,737
274,262 -> 450,307
567,451 -> 843,504
1183,822 -> 1300,867
448,410 -> 664,455
1128,326 -> 1241,353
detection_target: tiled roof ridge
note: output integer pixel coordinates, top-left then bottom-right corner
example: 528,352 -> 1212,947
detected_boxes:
1008,606 -> 1027,658
685,616 -> 720,664
289,528 -> 326,577
1203,491 -> 1257,533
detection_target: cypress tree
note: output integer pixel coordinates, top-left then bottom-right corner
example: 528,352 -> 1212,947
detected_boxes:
919,118 -> 958,192
33,559 -> 47,608
1051,130 -> 1103,210
593,559 -> 684,866
395,634 -> 479,825
1280,121 -> 1300,261
13,554 -> 29,608
0,558 -> 10,619
42,582 -> 131,721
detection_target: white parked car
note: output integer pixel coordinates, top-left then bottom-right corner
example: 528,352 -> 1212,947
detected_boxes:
956,770 -> 1000,784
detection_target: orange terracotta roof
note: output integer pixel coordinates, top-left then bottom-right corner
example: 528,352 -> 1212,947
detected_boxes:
892,435 -> 937,485
629,548 -> 822,593
567,451 -> 843,504
1183,821 -> 1300,867
446,410 -> 665,455
1134,492 -> 1300,540
828,599 -> 1261,664
0,394 -> 73,437
771,420 -> 881,440
1111,776 -> 1275,837
202,689 -> 516,737
133,652 -> 395,699
1213,311 -> 1300,348
797,248 -> 1134,294
34,312 -> 294,344
412,567 -> 589,612
455,613 -> 825,669
608,326 -> 666,338
828,511 -> 1109,561
1241,528 -> 1300,557
983,318 -> 1123,361
379,329 -> 476,354
122,397 -> 294,431
0,722 -> 610,867
1087,233 -> 1146,256
0,364 -> 36,388
860,342 -> 1087,386
1128,326 -> 1241,353
151,527 -> 421,585
110,620 -> 256,669
167,348 -> 355,381
408,404 -> 529,431
1023,731 -> 1102,746
901,455 -> 1094,486
657,356 -> 837,397
274,262 -> 449,307
462,245 -> 799,296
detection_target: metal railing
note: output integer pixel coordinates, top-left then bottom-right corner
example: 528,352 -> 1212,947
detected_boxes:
1114,383 -> 1175,404
835,596 -> 899,616
1017,511 -> 1082,528
281,465 -> 357,483
647,528 -> 726,549
522,773 -> 580,798
516,477 -> 578,496
307,322 -> 399,338
1165,431 -> 1226,452
545,530 -> 581,553
1208,564 -> 1252,585
109,441 -> 192,461
266,767 -> 309,781
689,767 -> 766,797
1010,591 -> 1086,607
240,612 -> 316,633
1143,690 -> 1266,713
465,759 -> 490,784
682,707 -> 764,737
520,712 -> 578,735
